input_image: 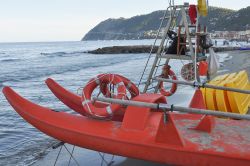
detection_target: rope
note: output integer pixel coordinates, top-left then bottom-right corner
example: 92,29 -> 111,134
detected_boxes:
67,146 -> 75,166
82,89 -> 93,115
52,142 -> 114,166
98,152 -> 115,166
63,145 -> 80,166
138,5 -> 170,87
53,145 -> 63,166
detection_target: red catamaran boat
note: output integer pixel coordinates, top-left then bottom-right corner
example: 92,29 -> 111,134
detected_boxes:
3,0 -> 250,165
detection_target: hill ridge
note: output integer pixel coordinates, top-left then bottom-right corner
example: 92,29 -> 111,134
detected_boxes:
82,6 -> 250,41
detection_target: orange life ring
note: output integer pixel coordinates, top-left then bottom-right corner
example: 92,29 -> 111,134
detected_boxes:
100,74 -> 139,99
81,74 -> 127,119
159,69 -> 178,96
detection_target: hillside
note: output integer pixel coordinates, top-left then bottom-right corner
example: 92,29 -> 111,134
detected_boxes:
82,6 -> 250,41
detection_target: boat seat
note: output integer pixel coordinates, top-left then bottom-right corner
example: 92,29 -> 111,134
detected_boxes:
202,74 -> 229,111
202,70 -> 250,114
121,93 -> 166,131
225,70 -> 250,114
215,73 -> 237,112
121,93 -> 186,147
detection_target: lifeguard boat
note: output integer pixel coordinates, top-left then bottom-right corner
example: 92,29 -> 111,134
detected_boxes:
3,0 -> 250,165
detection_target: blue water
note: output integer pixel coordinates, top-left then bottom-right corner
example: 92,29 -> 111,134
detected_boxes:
0,40 -> 165,166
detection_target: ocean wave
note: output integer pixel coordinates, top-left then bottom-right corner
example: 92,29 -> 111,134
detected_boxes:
40,51 -> 87,58
0,58 -> 21,62
0,41 -> 151,166
0,59 -> 128,85
0,138 -> 56,166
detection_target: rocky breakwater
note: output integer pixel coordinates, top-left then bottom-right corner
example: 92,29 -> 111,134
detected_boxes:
87,45 -> 159,54
87,45 -> 240,54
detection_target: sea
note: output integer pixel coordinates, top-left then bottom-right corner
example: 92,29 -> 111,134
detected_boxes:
0,40 -> 231,166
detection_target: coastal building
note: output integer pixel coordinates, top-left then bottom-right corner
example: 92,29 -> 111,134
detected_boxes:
142,29 -> 250,41
246,30 -> 250,41
212,30 -> 250,41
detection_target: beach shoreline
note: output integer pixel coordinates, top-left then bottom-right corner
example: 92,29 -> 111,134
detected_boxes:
219,50 -> 250,79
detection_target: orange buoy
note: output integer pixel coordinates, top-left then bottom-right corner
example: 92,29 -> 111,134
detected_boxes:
199,61 -> 208,76
81,74 -> 127,119
159,66 -> 178,96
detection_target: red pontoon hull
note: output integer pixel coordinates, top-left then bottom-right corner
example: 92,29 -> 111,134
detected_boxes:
3,86 -> 250,166
45,78 -> 124,121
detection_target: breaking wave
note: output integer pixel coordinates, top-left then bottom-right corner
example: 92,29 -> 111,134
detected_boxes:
40,51 -> 87,58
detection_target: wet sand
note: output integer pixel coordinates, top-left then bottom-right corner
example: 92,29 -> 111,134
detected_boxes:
33,50 -> 250,166
219,50 -> 250,78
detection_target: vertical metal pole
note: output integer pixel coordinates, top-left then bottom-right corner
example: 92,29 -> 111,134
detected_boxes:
181,8 -> 194,60
181,7 -> 200,82
177,26 -> 181,55
154,8 -> 178,93
194,12 -> 200,82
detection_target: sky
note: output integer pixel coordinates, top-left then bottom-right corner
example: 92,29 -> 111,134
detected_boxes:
0,0 -> 249,42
